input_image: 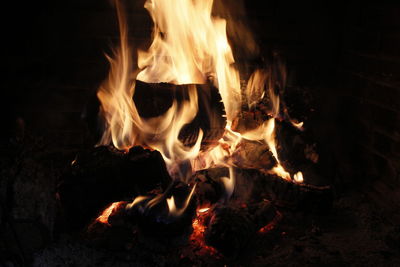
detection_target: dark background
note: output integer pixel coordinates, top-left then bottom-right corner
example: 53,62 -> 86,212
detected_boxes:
1,0 -> 400,265
2,0 -> 399,218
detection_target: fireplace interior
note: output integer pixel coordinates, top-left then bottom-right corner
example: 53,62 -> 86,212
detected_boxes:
1,0 -> 400,266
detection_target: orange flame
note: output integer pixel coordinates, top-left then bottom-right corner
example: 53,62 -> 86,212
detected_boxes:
137,0 -> 241,123
98,0 -> 305,214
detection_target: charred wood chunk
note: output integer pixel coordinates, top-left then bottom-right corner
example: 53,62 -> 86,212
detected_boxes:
205,205 -> 256,257
192,170 -> 226,206
57,146 -> 172,231
239,169 -> 333,213
247,201 -> 277,230
233,110 -> 270,133
276,120 -> 320,167
86,201 -> 135,250
204,201 -> 276,258
231,140 -> 277,170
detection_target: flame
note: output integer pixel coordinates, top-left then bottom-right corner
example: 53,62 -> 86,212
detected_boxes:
127,183 -> 197,218
192,114 -> 293,181
97,0 -> 204,181
137,0 -> 241,123
198,207 -> 210,213
97,0 -> 306,210
293,171 -> 304,183
191,67 -> 300,182
97,0 -> 137,151
246,69 -> 267,109
166,183 -> 197,217
291,120 -> 304,130
220,167 -> 235,200
126,195 -> 149,210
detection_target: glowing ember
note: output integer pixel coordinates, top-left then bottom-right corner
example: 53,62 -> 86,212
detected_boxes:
190,208 -> 218,255
96,202 -> 123,225
258,211 -> 283,234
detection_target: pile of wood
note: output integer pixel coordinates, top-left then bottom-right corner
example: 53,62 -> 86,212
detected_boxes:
56,143 -> 332,258
64,77 -> 332,258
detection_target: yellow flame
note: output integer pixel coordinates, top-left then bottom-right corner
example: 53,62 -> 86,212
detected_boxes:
293,171 -> 304,183
137,0 -> 241,123
166,183 -> 197,217
191,69 -> 299,182
98,0 -> 305,209
97,0 -> 205,180
198,207 -> 210,213
220,167 -> 235,200
97,0 -> 138,151
290,119 -> 304,130
246,69 -> 267,109
126,195 -> 149,210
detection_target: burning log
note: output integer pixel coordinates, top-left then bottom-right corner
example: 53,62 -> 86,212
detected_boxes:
194,168 -> 333,214
204,201 -> 277,258
57,146 -> 172,230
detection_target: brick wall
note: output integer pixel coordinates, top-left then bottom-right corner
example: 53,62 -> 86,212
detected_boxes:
338,1 -> 400,218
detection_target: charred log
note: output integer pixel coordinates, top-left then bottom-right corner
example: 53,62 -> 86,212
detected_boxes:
238,168 -> 334,213
204,201 -> 277,257
57,146 -> 172,231
194,167 -> 333,213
